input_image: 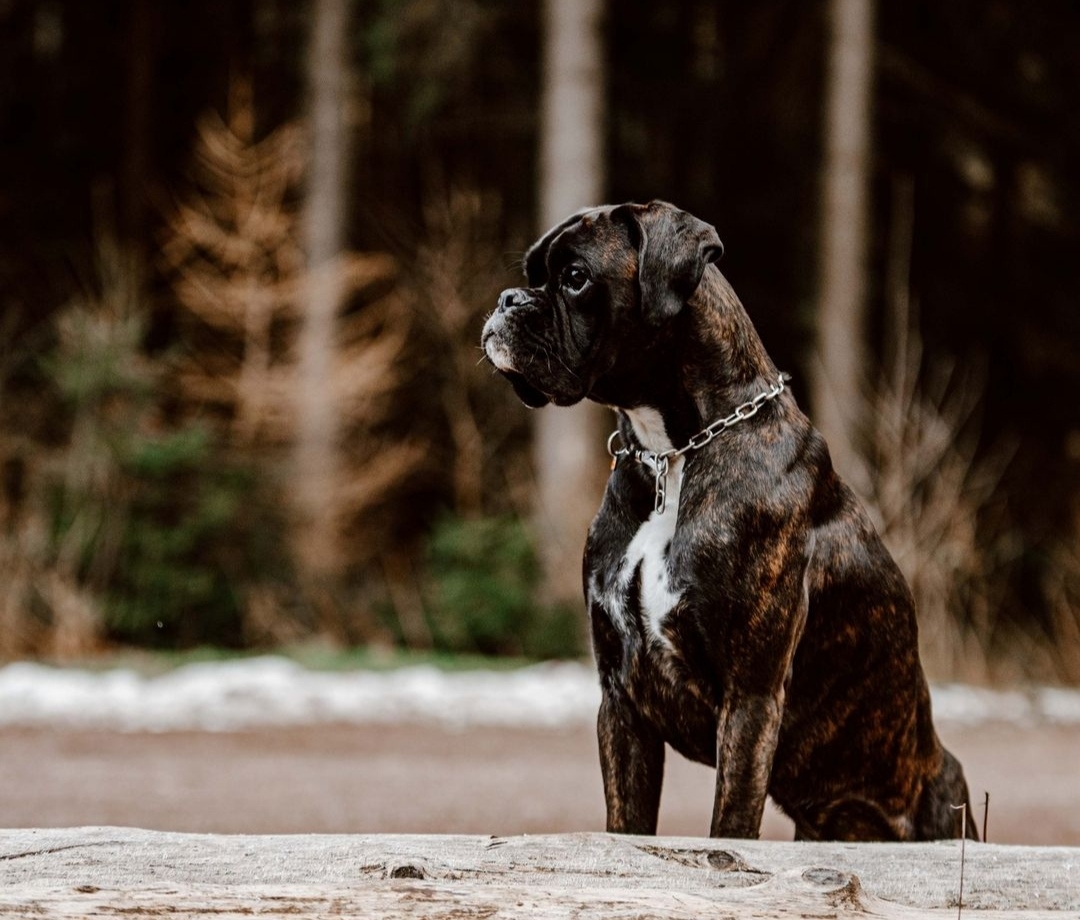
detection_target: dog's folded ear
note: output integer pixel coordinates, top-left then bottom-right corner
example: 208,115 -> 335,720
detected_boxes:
614,201 -> 724,325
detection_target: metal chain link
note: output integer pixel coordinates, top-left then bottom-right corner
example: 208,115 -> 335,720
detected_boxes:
607,372 -> 791,515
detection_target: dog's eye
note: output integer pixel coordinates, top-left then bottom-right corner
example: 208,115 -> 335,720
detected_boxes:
562,265 -> 591,294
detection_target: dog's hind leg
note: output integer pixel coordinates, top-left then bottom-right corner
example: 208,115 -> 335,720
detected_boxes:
915,745 -> 979,840
819,797 -> 903,841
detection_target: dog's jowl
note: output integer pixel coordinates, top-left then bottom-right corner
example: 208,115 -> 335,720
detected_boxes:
482,200 -> 975,841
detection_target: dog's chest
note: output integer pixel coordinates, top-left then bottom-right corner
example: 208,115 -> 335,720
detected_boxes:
585,409 -> 725,763
589,409 -> 686,649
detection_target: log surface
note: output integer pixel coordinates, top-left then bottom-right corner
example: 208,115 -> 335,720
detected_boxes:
0,827 -> 1077,918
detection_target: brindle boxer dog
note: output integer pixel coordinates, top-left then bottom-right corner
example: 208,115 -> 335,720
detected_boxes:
481,200 -> 975,841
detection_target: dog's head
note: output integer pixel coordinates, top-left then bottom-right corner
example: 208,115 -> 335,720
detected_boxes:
481,200 -> 723,408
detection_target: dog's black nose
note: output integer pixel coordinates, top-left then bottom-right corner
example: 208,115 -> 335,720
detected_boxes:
498,288 -> 531,312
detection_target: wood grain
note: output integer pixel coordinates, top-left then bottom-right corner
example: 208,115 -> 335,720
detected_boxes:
1,828 -> 1076,918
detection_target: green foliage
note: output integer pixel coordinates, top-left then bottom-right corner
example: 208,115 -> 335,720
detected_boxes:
40,267 -> 292,650
365,0 -> 493,130
101,430 -> 263,648
422,514 -> 583,659
47,310 -> 151,406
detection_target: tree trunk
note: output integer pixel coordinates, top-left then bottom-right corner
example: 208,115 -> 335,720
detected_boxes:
813,0 -> 875,486
295,0 -> 353,579
535,0 -> 609,607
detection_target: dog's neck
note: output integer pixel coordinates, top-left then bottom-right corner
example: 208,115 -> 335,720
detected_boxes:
619,268 -> 781,453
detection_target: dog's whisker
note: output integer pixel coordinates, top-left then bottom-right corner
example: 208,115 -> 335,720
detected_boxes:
554,353 -> 581,382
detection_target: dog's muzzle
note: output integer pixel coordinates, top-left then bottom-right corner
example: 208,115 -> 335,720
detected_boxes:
482,288 -> 551,408
483,287 -> 536,371
497,288 -> 535,313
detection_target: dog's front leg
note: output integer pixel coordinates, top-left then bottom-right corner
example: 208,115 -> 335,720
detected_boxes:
597,683 -> 665,834
709,692 -> 784,838
707,529 -> 811,838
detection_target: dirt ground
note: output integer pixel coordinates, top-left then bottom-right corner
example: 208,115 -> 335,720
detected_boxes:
1,721 -> 1077,844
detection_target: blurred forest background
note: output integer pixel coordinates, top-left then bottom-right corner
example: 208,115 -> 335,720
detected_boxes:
0,0 -> 1077,683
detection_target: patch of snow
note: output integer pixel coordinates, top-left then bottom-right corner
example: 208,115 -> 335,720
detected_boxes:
929,684 -> 1035,726
930,683 -> 1080,727
0,658 -> 602,732
0,657 -> 1077,732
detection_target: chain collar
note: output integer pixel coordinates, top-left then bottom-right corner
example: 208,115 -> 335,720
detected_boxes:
606,373 -> 791,515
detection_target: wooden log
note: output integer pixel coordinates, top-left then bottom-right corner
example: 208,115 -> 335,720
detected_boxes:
0,828 -> 1076,918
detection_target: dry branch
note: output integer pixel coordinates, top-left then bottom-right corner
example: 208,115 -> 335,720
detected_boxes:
161,79 -> 420,592
857,175 -> 1015,682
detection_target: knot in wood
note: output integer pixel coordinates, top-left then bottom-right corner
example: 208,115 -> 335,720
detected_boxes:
386,860 -> 427,880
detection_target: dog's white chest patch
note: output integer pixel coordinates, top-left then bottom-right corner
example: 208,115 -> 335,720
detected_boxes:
592,407 -> 685,647
623,458 -> 683,643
